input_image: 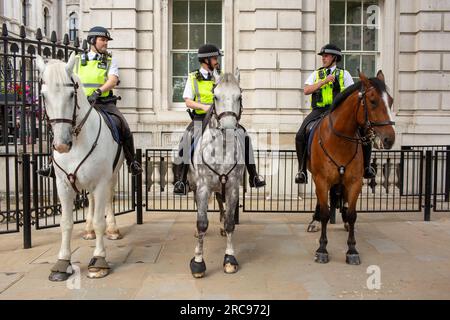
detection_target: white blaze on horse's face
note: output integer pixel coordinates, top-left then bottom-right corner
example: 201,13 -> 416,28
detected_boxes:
213,73 -> 242,130
36,53 -> 79,153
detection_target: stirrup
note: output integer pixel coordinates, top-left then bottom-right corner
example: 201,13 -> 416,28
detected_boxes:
129,161 -> 143,176
249,175 -> 266,188
363,166 -> 376,179
174,181 -> 187,195
295,171 -> 307,184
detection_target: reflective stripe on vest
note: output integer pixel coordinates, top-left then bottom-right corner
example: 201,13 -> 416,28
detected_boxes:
311,68 -> 345,108
189,71 -> 215,115
74,54 -> 112,98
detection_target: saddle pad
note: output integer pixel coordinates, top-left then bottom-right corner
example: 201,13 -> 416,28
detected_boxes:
307,119 -> 322,157
98,109 -> 121,144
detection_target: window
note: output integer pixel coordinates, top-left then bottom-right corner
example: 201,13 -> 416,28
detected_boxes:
69,12 -> 78,42
171,0 -> 223,103
43,7 -> 50,36
330,0 -> 379,80
0,1 -> 4,16
22,0 -> 29,26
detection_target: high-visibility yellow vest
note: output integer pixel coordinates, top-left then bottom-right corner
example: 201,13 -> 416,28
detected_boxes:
74,54 -> 112,98
189,70 -> 215,115
311,68 -> 345,109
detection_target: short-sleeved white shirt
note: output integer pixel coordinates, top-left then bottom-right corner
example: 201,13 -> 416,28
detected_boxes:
87,51 -> 119,78
182,67 -> 212,100
305,65 -> 354,88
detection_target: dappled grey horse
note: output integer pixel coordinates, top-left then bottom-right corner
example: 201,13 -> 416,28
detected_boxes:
187,70 -> 245,278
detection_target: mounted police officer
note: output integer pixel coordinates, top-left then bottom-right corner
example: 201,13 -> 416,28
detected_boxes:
172,43 -> 266,195
38,26 -> 142,177
295,43 -> 376,184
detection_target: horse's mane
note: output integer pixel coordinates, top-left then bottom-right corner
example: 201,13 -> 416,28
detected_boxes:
218,73 -> 239,86
331,78 -> 387,111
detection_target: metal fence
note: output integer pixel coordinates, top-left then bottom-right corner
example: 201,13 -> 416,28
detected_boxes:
143,147 -> 449,218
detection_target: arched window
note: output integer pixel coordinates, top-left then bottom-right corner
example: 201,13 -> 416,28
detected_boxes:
44,7 -> 50,36
69,12 -> 78,42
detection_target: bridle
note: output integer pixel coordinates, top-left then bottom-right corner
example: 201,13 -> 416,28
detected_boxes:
210,83 -> 243,125
328,82 -> 396,145
41,77 -> 95,138
40,76 -> 101,194
318,81 -> 396,180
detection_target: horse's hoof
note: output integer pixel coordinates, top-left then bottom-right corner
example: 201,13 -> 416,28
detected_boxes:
190,258 -> 206,278
307,221 -> 320,233
82,231 -> 96,240
87,257 -> 110,279
223,255 -> 239,274
87,269 -> 110,279
344,223 -> 349,232
346,254 -> 361,265
48,271 -> 71,282
315,252 -> 329,264
220,228 -> 227,237
105,230 -> 123,240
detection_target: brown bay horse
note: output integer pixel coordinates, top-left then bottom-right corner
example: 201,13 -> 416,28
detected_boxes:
308,70 -> 395,265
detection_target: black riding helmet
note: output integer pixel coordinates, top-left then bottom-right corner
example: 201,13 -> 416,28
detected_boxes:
87,26 -> 113,45
318,44 -> 342,63
198,44 -> 223,71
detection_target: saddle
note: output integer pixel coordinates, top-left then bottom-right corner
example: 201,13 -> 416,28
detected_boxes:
306,117 -> 324,157
97,108 -> 122,144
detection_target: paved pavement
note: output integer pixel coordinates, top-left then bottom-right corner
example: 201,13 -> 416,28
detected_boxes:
0,211 -> 450,299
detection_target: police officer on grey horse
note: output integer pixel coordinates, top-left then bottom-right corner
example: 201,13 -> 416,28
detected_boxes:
172,44 -> 266,195
38,26 -> 142,177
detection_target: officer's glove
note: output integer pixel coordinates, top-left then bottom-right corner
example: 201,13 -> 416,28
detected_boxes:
88,88 -> 102,104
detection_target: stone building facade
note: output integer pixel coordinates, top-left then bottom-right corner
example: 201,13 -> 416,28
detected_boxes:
5,0 -> 450,149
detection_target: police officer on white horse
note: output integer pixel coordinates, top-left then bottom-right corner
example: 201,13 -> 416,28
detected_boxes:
38,26 -> 142,177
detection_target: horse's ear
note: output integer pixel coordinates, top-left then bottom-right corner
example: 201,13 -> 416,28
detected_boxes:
65,52 -> 78,76
35,55 -> 46,75
213,68 -> 222,84
234,67 -> 240,84
358,69 -> 370,87
376,70 -> 385,82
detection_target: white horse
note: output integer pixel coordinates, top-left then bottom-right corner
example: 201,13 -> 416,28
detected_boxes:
36,53 -> 125,280
188,70 -> 245,278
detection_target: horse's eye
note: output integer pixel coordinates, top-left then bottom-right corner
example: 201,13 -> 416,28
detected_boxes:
370,99 -> 377,107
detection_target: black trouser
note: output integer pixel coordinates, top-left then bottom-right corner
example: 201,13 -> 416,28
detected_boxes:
96,100 -> 136,165
295,107 -> 330,171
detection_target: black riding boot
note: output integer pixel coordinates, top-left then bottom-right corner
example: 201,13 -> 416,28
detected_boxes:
244,135 -> 265,188
362,143 -> 376,179
123,134 -> 142,176
295,137 -> 308,184
37,163 -> 55,178
173,162 -> 189,195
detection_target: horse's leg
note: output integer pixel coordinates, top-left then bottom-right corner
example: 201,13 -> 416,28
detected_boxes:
223,187 -> 239,274
345,182 -> 362,265
329,185 -> 337,224
82,193 -> 96,240
190,188 -> 210,278
105,185 -> 122,240
87,183 -> 111,279
314,178 -> 330,264
49,184 -> 76,281
216,192 -> 226,237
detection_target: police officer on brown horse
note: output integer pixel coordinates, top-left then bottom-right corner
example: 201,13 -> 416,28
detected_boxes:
295,44 -> 376,185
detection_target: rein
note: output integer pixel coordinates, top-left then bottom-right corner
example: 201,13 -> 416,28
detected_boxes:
318,81 -> 395,182
41,76 -> 102,194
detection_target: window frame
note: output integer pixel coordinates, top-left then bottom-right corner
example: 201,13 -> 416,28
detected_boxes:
69,12 -> 79,42
43,6 -> 50,36
22,0 -> 29,26
329,0 -> 381,81
170,0 -> 225,109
